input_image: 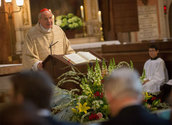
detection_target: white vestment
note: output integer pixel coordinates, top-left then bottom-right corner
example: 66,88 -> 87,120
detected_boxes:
22,23 -> 75,69
143,58 -> 168,93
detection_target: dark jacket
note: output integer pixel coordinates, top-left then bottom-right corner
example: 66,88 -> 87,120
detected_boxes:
44,116 -> 79,125
101,105 -> 171,125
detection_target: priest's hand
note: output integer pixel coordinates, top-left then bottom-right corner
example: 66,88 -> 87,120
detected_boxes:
37,62 -> 43,70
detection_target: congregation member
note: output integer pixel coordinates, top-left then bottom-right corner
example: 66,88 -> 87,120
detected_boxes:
101,68 -> 170,125
22,8 -> 74,70
8,70 -> 77,125
0,103 -> 49,125
142,45 -> 168,93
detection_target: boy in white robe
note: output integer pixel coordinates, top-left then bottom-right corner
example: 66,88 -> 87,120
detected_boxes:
142,45 -> 168,93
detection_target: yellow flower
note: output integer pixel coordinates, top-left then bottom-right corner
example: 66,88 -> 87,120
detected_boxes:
144,92 -> 152,100
145,92 -> 152,97
76,102 -> 90,114
71,108 -> 78,113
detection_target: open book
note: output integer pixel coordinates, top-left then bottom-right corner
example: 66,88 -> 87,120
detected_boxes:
63,51 -> 101,65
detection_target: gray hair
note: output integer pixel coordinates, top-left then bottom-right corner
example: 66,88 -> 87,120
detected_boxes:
38,11 -> 52,19
104,68 -> 142,99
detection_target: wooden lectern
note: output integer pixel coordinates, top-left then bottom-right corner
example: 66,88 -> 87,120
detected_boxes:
42,52 -> 103,90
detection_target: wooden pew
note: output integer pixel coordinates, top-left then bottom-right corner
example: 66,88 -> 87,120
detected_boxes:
101,41 -> 172,79
102,41 -> 172,53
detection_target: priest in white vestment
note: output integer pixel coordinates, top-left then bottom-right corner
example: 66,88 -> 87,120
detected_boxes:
22,8 -> 74,70
142,45 -> 168,93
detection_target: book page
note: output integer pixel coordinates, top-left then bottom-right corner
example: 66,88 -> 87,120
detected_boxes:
77,52 -> 100,62
63,53 -> 88,64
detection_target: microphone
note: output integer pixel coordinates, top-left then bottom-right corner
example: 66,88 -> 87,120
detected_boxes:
49,41 -> 58,55
49,41 -> 58,77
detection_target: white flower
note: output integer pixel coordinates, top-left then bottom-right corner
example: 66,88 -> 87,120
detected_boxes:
92,100 -> 104,110
56,20 -> 62,26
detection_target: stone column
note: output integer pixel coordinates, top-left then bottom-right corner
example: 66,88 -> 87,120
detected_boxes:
13,0 -> 32,56
84,0 -> 101,39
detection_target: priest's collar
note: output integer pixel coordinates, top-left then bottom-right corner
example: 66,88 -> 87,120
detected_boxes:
39,24 -> 52,33
151,56 -> 159,60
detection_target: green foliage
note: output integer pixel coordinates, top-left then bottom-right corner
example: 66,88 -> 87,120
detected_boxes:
57,67 -> 85,87
53,59 -> 136,123
52,59 -> 170,122
130,60 -> 134,69
108,58 -> 116,74
140,69 -> 146,83
143,92 -> 170,111
56,13 -> 83,30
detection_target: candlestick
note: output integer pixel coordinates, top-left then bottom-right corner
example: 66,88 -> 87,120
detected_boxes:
80,5 -> 84,19
100,23 -> 104,41
82,21 -> 87,37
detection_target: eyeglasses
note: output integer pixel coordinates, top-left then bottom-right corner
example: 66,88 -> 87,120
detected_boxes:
149,49 -> 157,52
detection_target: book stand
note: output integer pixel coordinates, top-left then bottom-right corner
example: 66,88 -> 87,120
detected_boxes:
43,52 -> 103,91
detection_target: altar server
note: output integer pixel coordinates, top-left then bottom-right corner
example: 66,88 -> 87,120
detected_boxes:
142,45 -> 168,93
22,8 -> 74,70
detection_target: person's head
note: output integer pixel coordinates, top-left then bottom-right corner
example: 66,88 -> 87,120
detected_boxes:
0,103 -> 49,125
104,68 -> 142,115
148,45 -> 159,59
9,70 -> 54,109
38,8 -> 53,29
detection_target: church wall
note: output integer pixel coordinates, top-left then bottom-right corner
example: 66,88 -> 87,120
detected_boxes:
131,0 -> 169,42
158,0 -> 169,39
167,0 -> 172,37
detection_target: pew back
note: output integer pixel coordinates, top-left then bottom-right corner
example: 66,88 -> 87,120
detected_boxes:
101,41 -> 172,79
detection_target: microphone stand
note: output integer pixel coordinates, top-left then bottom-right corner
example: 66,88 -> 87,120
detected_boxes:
49,41 -> 58,56
49,41 -> 58,78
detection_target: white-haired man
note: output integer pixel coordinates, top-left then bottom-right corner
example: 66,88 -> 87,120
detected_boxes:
101,68 -> 170,125
22,8 -> 74,70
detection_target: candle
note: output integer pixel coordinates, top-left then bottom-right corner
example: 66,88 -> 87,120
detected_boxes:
98,11 -> 102,23
16,0 -> 24,6
80,5 -> 84,19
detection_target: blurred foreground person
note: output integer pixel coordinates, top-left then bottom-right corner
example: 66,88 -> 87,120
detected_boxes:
101,68 -> 170,125
9,70 -> 78,125
0,103 -> 49,125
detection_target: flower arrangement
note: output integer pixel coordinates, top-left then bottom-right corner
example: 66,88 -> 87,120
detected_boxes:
143,92 -> 170,111
51,58 -> 171,122
52,59 -> 134,123
56,13 -> 83,30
